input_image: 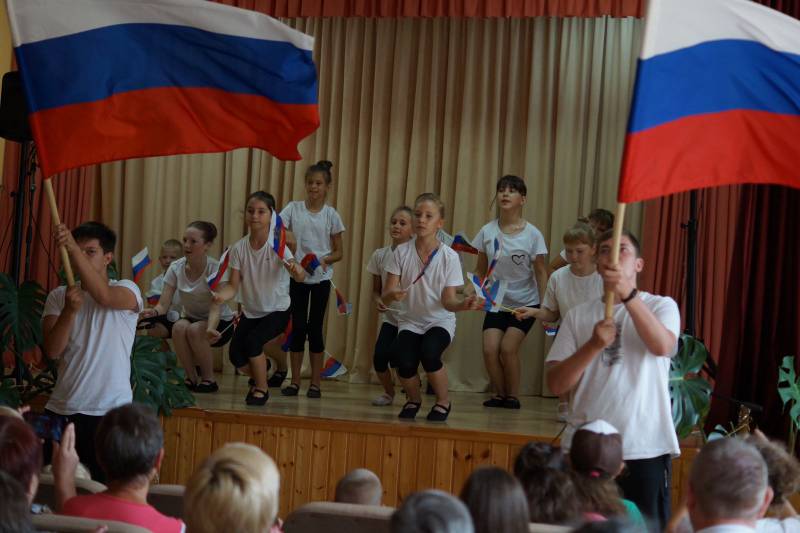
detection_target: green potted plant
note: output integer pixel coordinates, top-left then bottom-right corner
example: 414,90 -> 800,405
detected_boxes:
670,333 -> 713,439
778,355 -> 800,453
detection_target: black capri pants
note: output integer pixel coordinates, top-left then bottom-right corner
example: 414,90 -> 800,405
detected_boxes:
390,327 -> 451,379
229,310 -> 291,368
289,279 -> 330,353
373,322 -> 399,373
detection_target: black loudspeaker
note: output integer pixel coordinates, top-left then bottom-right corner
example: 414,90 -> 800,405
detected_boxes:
0,71 -> 33,142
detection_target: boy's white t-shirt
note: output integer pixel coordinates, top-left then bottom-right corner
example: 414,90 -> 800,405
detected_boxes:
43,280 -> 142,416
164,257 -> 234,321
366,245 -> 404,327
385,241 -> 464,340
546,293 -> 681,460
227,235 -> 295,318
472,220 -> 548,307
280,201 -> 345,285
542,266 -> 604,317
146,272 -> 181,313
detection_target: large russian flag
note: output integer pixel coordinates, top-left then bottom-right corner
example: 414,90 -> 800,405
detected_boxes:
619,0 -> 800,202
6,0 -> 319,177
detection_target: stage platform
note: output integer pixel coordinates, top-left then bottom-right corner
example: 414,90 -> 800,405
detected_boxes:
158,374 -> 697,517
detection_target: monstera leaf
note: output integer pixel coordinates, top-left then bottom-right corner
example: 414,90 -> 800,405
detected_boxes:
131,335 -> 195,416
0,274 -> 46,354
670,334 -> 713,439
778,355 -> 800,451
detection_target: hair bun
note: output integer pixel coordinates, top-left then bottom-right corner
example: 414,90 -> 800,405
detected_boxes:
316,160 -> 333,171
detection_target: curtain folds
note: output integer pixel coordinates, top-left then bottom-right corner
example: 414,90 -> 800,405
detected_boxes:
92,16 -> 643,394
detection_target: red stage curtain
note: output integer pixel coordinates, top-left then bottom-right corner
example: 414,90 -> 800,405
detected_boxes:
219,0 -> 644,18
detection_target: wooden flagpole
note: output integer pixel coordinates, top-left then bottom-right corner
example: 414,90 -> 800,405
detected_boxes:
604,202 -> 627,319
43,178 -> 76,287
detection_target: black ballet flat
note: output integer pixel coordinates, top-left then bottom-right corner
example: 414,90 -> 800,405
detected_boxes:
307,384 -> 322,399
427,402 -> 452,422
281,383 -> 300,396
398,401 -> 422,419
245,388 -> 269,406
268,370 -> 288,388
483,395 -> 505,408
503,396 -> 521,410
194,380 -> 219,393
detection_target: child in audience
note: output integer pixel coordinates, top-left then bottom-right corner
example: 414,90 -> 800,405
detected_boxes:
746,429 -> 800,519
550,208 -> 613,271
392,490 -> 474,533
474,175 -> 548,410
382,193 -> 483,421
143,238 -> 182,338
280,160 -> 346,399
140,221 -> 235,392
569,420 -> 646,528
459,467 -> 530,533
0,470 -> 35,533
43,222 -> 142,481
516,223 -> 603,420
211,192 -> 305,406
0,415 -> 42,506
513,441 -> 583,526
335,468 -> 383,506
367,206 -> 415,406
56,403 -> 183,533
185,443 -> 283,533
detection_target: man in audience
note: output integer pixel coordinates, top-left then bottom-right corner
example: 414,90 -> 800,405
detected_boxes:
687,438 -> 772,532
546,230 -> 681,531
335,468 -> 383,506
54,403 -> 183,533
391,489 -> 474,533
185,442 -> 282,533
43,222 -> 142,481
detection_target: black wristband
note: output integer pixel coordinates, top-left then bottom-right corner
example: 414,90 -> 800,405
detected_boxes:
622,287 -> 639,304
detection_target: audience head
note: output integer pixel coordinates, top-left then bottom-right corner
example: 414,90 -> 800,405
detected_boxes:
459,467 -> 529,533
573,517 -> 640,533
391,489 -> 474,533
746,430 -> 800,511
688,438 -> 772,529
0,415 -> 42,503
185,443 -> 280,533
335,468 -> 383,506
584,208 -> 614,233
513,441 -> 582,525
95,403 -> 163,488
569,421 -> 626,517
0,470 -> 35,533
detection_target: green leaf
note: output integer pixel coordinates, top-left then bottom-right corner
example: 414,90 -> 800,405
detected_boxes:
670,334 -> 713,439
0,275 -> 46,354
130,335 -> 194,416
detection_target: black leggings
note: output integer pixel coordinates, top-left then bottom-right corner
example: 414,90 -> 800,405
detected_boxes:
390,327 -> 451,379
289,279 -> 330,353
373,322 -> 399,373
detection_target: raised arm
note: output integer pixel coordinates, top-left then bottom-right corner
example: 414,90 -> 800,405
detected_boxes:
42,287 -> 83,359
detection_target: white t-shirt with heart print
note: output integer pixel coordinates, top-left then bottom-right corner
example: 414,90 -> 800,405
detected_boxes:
473,220 -> 548,307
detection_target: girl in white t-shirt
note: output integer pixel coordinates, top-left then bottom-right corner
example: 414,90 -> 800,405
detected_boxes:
141,221 -> 235,393
366,206 -> 414,406
280,161 -> 346,399
382,193 -> 483,422
515,223 -> 603,420
474,175 -> 549,410
211,191 -> 306,406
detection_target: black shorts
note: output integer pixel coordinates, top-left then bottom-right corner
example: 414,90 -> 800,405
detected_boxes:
229,310 -> 291,368
482,308 -> 537,334
389,327 -> 451,379
186,316 -> 234,347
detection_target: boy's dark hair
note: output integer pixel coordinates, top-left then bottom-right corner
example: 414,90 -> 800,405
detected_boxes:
188,221 -> 218,243
459,467 -> 530,533
247,191 -> 276,211
306,160 -> 333,184
72,222 -> 116,253
586,208 -> 614,232
95,403 -> 163,485
0,470 -> 35,533
496,175 -> 527,196
597,229 -> 641,257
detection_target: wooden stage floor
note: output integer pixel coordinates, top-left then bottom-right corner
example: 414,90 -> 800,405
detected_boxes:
191,373 -> 564,438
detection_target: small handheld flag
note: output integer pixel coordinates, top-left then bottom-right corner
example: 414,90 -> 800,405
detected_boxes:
301,253 -> 322,275
131,247 -> 151,283
410,247 -> 439,287
452,233 -> 479,255
281,317 -> 293,352
468,272 -> 511,313
206,248 -> 230,291
321,352 -> 348,379
146,293 -> 160,306
270,210 -> 287,261
330,281 -> 352,316
482,237 -> 501,286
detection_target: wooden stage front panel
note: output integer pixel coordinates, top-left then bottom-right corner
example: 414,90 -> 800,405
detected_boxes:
158,378 -> 698,518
